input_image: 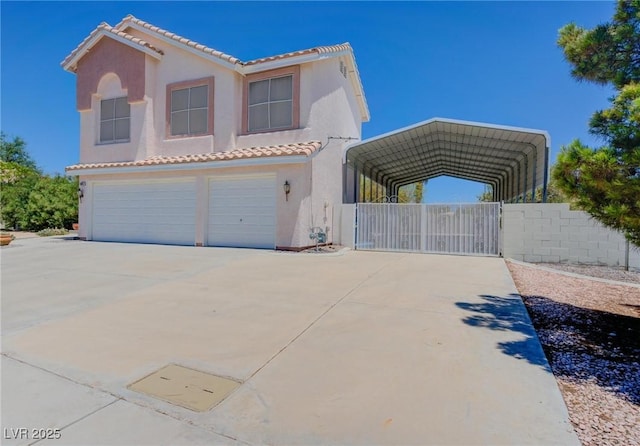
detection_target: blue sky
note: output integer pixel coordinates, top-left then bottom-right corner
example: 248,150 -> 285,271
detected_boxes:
1,1 -> 615,202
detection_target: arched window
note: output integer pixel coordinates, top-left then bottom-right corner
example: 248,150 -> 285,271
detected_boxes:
96,73 -> 130,144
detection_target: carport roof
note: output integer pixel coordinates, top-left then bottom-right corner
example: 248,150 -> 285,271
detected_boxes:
345,118 -> 550,201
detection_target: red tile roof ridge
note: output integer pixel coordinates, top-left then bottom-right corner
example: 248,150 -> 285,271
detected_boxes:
115,15 -> 241,66
118,16 -> 353,68
244,43 -> 353,66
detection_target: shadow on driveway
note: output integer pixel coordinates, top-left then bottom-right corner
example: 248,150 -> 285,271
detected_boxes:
456,294 -> 551,370
457,293 -> 640,405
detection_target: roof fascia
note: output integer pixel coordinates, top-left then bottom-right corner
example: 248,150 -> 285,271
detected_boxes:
243,51 -> 345,73
342,52 -> 370,122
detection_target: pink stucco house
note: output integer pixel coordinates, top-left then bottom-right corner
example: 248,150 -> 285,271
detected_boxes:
63,15 -> 369,249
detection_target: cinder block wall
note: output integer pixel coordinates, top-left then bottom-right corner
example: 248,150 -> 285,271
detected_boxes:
503,203 -> 640,268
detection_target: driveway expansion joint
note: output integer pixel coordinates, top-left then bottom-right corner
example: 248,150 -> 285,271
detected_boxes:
244,254 -> 409,383
27,399 -> 121,446
2,354 -> 245,445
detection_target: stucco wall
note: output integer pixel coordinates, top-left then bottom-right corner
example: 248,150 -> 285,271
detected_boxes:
121,27 -> 239,157
79,73 -> 146,164
76,38 -> 146,111
308,58 -> 363,245
74,28 -> 364,249
503,203 -> 640,268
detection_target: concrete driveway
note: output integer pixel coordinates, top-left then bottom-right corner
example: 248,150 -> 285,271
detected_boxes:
1,237 -> 578,445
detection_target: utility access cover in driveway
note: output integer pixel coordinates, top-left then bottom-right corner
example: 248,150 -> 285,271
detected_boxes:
128,364 -> 241,412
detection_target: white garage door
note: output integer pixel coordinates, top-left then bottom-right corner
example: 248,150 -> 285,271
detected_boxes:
208,175 -> 276,249
92,179 -> 196,245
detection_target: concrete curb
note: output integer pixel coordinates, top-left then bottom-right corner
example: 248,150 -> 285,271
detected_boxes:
506,258 -> 640,289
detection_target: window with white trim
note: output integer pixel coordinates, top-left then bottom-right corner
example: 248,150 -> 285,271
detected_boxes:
248,75 -> 293,132
100,97 -> 130,143
170,85 -> 209,136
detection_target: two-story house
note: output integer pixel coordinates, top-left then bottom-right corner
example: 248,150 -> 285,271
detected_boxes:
63,15 -> 369,249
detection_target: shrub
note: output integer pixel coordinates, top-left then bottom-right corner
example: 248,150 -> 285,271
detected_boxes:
37,228 -> 69,237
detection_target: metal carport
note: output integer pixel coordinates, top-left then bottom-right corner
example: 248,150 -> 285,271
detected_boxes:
343,118 -> 550,203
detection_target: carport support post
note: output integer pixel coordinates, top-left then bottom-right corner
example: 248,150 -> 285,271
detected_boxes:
542,145 -> 550,203
354,165 -> 361,203
380,174 -> 389,200
517,163 -> 522,203
343,162 -> 348,203
531,148 -> 538,202
522,155 -> 529,203
373,171 -> 378,201
509,165 -> 515,203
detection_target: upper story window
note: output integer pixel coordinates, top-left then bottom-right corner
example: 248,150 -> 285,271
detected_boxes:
248,75 -> 292,132
243,66 -> 300,134
166,77 -> 214,138
100,97 -> 130,143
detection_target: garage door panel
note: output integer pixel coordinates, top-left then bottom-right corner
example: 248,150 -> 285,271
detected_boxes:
208,176 -> 276,249
92,180 -> 196,246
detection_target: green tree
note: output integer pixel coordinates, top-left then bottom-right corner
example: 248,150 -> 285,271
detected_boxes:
555,0 -> 640,246
477,188 -> 493,202
534,176 -> 570,204
557,1 -> 640,90
1,168 -> 40,229
414,181 -> 424,203
1,134 -> 78,231
24,175 -> 79,231
398,182 -> 424,203
358,177 -> 425,203
476,178 -> 569,203
0,132 -> 38,172
1,133 -> 41,229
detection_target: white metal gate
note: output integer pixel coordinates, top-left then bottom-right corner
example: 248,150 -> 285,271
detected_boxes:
355,203 -> 501,256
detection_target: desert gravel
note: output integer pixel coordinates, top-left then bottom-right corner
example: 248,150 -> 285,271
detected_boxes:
507,261 -> 640,446
537,262 -> 640,285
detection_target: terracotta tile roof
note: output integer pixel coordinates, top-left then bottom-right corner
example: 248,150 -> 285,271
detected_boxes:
61,15 -> 370,121
66,141 -> 322,172
115,15 -> 241,66
244,43 -> 353,66
62,22 -> 164,70
116,16 -> 353,69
